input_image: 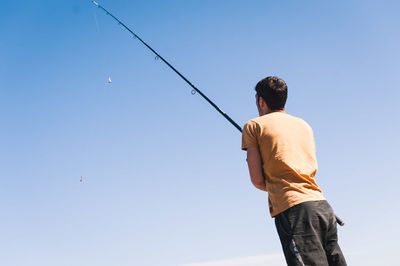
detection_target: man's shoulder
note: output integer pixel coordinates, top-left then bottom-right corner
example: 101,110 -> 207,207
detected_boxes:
247,112 -> 303,124
245,117 -> 262,126
243,118 -> 261,135
246,113 -> 281,125
245,113 -> 313,133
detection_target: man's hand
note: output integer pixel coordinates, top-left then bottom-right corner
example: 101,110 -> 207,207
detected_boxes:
246,146 -> 267,192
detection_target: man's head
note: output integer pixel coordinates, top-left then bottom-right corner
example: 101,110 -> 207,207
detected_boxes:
255,76 -> 287,116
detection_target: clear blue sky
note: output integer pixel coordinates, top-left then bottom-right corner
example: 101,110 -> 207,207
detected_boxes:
1,0 -> 399,265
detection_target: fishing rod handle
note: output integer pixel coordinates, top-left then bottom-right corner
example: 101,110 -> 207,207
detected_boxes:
335,215 -> 345,226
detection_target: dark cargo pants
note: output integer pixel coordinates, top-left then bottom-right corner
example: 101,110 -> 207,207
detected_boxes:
275,200 -> 347,266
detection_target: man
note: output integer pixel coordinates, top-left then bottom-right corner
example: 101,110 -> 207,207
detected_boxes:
242,76 -> 346,266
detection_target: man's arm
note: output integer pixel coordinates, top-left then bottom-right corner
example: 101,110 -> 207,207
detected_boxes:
246,146 -> 267,192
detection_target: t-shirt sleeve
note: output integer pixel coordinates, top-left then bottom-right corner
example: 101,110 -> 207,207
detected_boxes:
241,120 -> 260,150
311,127 -> 317,154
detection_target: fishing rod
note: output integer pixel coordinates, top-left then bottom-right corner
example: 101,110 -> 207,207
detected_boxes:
91,1 -> 242,133
91,2 -> 345,227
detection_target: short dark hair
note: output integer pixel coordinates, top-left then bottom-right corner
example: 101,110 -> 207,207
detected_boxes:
255,76 -> 288,111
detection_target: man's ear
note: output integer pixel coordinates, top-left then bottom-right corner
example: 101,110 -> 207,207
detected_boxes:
258,96 -> 267,109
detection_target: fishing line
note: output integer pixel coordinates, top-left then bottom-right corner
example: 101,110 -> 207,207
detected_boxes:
92,8 -> 100,33
93,6 -> 115,85
90,1 -> 242,133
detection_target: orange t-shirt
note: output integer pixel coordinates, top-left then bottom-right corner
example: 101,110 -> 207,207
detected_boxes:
242,112 -> 325,217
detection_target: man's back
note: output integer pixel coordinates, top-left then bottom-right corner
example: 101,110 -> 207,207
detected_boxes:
242,112 -> 325,217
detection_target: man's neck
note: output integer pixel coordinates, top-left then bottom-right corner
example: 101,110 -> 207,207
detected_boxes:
263,109 -> 285,116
